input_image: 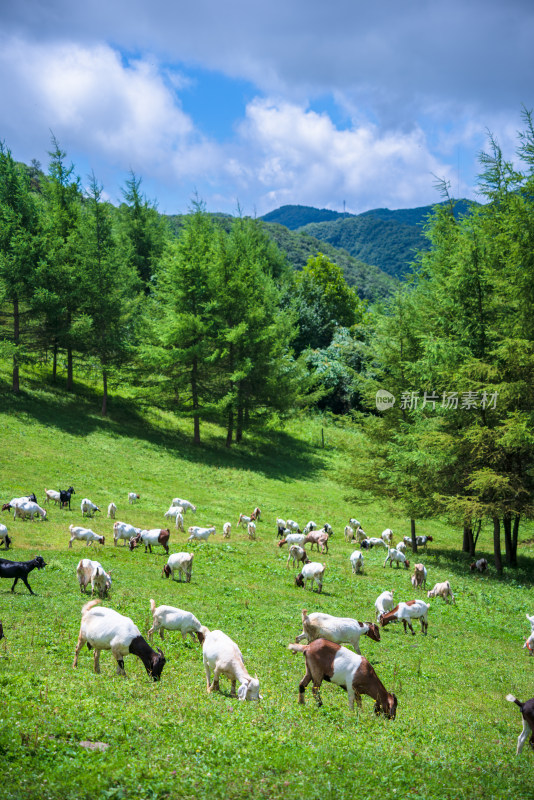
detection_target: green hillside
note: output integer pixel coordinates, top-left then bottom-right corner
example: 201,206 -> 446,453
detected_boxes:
0,379 -> 533,800
261,204 -> 350,229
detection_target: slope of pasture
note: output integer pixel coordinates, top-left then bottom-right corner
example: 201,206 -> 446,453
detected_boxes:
0,384 -> 534,800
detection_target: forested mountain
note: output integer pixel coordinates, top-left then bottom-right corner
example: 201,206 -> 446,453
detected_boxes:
261,199 -> 474,279
166,213 -> 396,302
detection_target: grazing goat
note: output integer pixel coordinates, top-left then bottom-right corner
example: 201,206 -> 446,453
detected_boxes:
411,563 -> 427,589
44,489 -> 61,505
375,590 -> 394,621
203,629 -> 262,701
5,495 -> 37,511
172,498 -> 196,514
81,498 -> 100,518
287,545 -> 310,570
222,522 -> 231,539
404,535 -> 434,552
0,525 -> 12,550
68,525 -> 105,548
187,526 -> 216,543
383,548 -> 410,569
295,562 -> 326,593
381,528 -> 394,544
295,609 -> 380,655
286,519 -> 301,533
164,506 -> 185,531
247,521 -> 257,540
526,614 -> 534,631
524,631 -> 534,655
350,549 -> 364,574
76,559 -> 112,598
14,501 -> 47,522
113,521 -> 140,546
130,529 -> 170,554
396,541 -> 406,553
303,530 -> 329,554
107,502 -> 117,519
276,518 -> 287,538
238,514 -> 251,528
506,694 -> 534,754
361,537 -> 387,550
349,518 -> 361,529
148,599 -> 209,642
0,556 -> 46,595
288,638 -> 397,717
162,552 -> 194,582
278,533 -> 305,549
250,507 -> 261,521
344,525 -> 355,542
303,520 -> 318,535
73,600 -> 165,680
427,580 -> 455,603
380,600 -> 429,635
470,558 -> 488,573
60,486 -> 75,509
128,492 -> 140,504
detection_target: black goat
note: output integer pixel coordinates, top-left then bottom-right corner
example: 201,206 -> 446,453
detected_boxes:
507,694 -> 534,754
60,486 -> 75,510
0,556 -> 46,595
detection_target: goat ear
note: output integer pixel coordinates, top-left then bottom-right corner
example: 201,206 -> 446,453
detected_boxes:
237,683 -> 248,701
157,647 -> 164,656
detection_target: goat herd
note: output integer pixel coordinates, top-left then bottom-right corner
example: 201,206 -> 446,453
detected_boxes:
1,490 -> 533,755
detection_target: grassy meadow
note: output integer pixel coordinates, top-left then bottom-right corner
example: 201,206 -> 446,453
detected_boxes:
1,376 -> 534,799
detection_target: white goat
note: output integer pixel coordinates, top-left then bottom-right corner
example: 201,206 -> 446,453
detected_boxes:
164,506 -> 185,531
380,600 -> 430,635
14,501 -> 47,521
113,521 -> 140,546
107,502 -> 117,519
278,532 -> 305,549
375,590 -> 395,621
148,600 -> 209,642
0,524 -> 12,549
381,528 -> 394,545
73,600 -> 166,680
383,547 -> 410,569
396,541 -> 406,553
187,526 -> 216,543
295,610 -> 381,655
128,492 -> 140,504
81,498 -> 100,518
44,489 -> 61,505
247,521 -> 257,540
303,521 -> 317,535
162,552 -> 194,582
172,498 -> 196,514
349,518 -> 361,529
411,563 -> 428,589
76,559 -> 112,598
362,537 -> 387,550
295,562 -> 326,593
286,519 -> 301,532
69,525 -> 105,548
238,514 -> 251,528
350,549 -> 364,574
202,629 -> 262,700
427,581 -> 455,603
222,522 -> 231,539
344,525 -> 354,542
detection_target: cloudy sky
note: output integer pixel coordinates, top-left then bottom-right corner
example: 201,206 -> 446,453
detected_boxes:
1,0 -> 532,216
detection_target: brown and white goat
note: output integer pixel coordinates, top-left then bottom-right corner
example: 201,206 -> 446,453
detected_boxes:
130,529 -> 170,554
296,609 -> 380,655
380,600 -> 429,635
302,530 -> 329,553
427,580 -> 455,603
470,558 -> 488,573
288,637 -> 397,717
411,563 -> 427,589
250,507 -> 261,521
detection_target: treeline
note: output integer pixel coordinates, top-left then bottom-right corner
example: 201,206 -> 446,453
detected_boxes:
0,138 -> 366,443
348,111 -> 534,572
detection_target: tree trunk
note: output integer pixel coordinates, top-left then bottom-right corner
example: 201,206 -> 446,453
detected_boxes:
511,514 -> 520,568
101,368 -> 108,417
503,513 -> 513,566
67,345 -> 73,392
226,407 -> 233,448
236,404 -> 243,444
52,339 -> 58,383
493,516 -> 503,574
191,356 -> 201,445
12,297 -> 20,393
410,518 -> 418,554
462,524 -> 471,553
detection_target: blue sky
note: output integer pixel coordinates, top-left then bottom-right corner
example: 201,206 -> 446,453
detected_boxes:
1,0 -> 532,216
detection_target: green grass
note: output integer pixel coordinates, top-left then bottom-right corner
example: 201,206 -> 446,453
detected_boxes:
1,378 -> 534,799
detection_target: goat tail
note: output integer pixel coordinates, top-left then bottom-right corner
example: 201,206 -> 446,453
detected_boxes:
150,598 -> 156,614
81,599 -> 100,615
288,643 -> 308,655
506,693 -> 522,708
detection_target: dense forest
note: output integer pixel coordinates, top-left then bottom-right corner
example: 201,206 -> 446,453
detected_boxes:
1,112 -> 534,572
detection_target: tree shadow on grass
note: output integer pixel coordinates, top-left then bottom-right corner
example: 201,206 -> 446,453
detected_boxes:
426,546 -> 534,589
0,378 -> 328,483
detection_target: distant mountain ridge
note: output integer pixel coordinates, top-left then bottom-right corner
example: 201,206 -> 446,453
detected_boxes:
261,200 -> 474,280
